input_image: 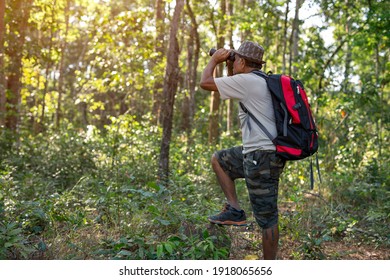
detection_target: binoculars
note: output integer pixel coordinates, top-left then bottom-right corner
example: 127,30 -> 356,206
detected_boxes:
209,48 -> 235,62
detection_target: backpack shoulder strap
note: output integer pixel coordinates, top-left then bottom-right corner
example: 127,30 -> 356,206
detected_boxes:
239,102 -> 275,141
251,70 -> 269,80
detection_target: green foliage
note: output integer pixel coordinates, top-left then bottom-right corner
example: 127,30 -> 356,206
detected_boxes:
0,222 -> 35,260
0,115 -> 232,259
0,0 -> 389,260
1,109 -> 389,259
95,231 -> 229,260
1,126 -> 96,195
298,230 -> 332,260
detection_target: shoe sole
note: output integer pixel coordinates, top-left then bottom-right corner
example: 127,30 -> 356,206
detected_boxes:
208,218 -> 248,226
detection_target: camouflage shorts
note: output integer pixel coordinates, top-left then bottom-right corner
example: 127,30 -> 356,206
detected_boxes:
214,146 -> 285,229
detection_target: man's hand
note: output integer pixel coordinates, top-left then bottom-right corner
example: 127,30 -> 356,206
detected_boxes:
200,48 -> 231,92
211,48 -> 231,64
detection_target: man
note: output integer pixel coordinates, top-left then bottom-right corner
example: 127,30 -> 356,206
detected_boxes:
199,41 -> 285,260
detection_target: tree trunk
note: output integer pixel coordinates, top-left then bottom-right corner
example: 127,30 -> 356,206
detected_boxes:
181,0 -> 199,136
40,5 -> 56,130
56,0 -> 71,128
159,0 -> 184,181
152,0 -> 166,125
341,0 -> 352,93
6,0 -> 33,130
0,0 -> 5,126
181,4 -> 193,132
226,0 -> 234,134
208,0 -> 226,144
289,0 -> 303,75
189,9 -> 200,135
375,44 -> 383,168
282,0 -> 290,74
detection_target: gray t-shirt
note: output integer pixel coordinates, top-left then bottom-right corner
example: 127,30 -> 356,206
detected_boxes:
215,72 -> 276,154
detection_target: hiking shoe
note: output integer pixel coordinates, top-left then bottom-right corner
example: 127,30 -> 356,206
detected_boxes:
208,203 -> 247,226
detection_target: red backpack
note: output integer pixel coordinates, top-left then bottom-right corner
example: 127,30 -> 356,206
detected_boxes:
240,71 -> 319,161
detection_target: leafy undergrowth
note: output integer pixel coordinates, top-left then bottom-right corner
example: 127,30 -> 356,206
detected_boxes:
228,227 -> 390,260
1,173 -> 388,260
210,191 -> 390,260
226,214 -> 390,260
1,120 -> 389,260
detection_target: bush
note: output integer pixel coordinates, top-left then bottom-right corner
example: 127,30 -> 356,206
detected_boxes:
0,113 -> 388,260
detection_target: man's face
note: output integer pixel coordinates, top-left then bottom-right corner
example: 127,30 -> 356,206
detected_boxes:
233,54 -> 243,75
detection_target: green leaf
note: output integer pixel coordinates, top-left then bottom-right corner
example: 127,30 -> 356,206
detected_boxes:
38,241 -> 47,252
164,243 -> 173,254
155,218 -> 171,226
8,228 -> 22,236
147,181 -> 161,192
118,250 -> 132,256
148,205 -> 160,215
156,244 -> 163,258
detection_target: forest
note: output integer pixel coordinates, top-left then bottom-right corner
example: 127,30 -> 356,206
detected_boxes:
0,0 -> 389,260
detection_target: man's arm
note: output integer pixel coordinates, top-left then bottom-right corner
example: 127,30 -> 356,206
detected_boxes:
200,48 -> 231,92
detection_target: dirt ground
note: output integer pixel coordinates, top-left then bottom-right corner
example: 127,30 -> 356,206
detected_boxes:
226,224 -> 390,260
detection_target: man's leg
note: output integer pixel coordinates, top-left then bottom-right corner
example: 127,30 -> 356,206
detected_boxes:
262,224 -> 279,260
208,147 -> 247,226
244,150 -> 285,260
211,154 -> 241,210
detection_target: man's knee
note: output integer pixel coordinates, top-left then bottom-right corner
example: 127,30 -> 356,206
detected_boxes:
254,209 -> 278,229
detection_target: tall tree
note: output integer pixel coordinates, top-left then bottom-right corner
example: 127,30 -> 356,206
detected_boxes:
282,0 -> 290,73
226,0 -> 234,134
0,0 -> 5,126
38,1 -> 57,131
289,0 -> 303,75
5,0 -> 33,130
181,0 -> 200,135
341,0 -> 353,93
152,0 -> 166,125
208,0 -> 227,144
159,0 -> 185,181
56,0 -> 71,128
